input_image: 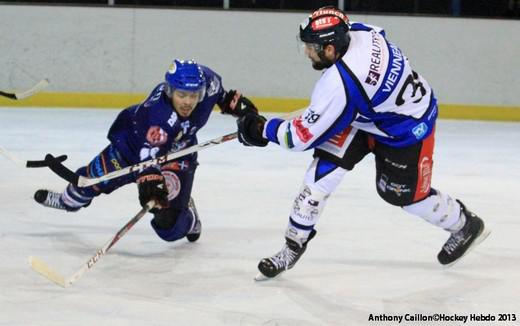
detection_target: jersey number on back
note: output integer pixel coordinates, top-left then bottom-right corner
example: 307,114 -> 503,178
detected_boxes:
395,71 -> 426,106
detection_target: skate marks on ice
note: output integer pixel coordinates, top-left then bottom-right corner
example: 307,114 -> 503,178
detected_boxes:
256,277 -> 371,325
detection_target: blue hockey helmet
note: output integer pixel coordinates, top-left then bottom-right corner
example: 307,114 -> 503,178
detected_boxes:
165,59 -> 206,101
299,6 -> 351,57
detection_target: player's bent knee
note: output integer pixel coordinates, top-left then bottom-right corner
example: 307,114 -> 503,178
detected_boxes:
376,188 -> 415,207
150,207 -> 194,242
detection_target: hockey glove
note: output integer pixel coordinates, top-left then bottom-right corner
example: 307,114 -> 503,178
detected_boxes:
237,113 -> 269,147
219,90 -> 258,117
136,169 -> 169,213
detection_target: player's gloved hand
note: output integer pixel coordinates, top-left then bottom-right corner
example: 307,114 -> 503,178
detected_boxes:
136,168 -> 169,213
237,113 -> 268,147
219,90 -> 258,117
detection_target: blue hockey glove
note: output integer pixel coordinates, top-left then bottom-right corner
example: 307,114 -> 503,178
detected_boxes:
237,113 -> 268,147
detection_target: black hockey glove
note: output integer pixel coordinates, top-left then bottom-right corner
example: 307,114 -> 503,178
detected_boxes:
219,90 -> 258,118
237,113 -> 269,147
136,169 -> 169,213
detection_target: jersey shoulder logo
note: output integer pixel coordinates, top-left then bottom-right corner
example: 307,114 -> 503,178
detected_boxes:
207,76 -> 221,97
412,122 -> 428,139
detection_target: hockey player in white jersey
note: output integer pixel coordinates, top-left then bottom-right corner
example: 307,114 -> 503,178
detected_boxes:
236,6 -> 490,279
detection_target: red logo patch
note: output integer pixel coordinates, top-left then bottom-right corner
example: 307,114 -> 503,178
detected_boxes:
311,16 -> 342,31
293,118 -> 314,143
418,157 -> 432,195
146,126 -> 168,146
328,126 -> 352,147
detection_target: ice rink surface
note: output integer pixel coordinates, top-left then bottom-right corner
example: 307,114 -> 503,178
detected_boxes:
0,107 -> 519,325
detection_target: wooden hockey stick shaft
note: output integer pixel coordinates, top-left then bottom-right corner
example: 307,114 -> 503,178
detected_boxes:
28,108 -> 306,188
0,79 -> 49,100
29,200 -> 156,288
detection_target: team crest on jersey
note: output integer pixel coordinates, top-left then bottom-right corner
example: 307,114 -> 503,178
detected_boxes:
146,126 -> 168,146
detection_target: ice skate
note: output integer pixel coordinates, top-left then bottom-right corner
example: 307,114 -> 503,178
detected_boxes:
34,189 -> 84,212
186,197 -> 201,242
437,200 -> 490,266
255,229 -> 316,281
34,189 -> 69,211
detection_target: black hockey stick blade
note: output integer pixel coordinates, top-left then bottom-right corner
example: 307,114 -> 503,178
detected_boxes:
26,154 -> 79,185
26,155 -> 68,168
45,154 -> 78,185
0,90 -> 17,100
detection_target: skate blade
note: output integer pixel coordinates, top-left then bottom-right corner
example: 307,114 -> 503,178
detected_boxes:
254,272 -> 271,282
443,227 -> 491,268
254,271 -> 284,282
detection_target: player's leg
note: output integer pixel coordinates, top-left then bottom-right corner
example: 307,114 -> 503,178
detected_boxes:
257,127 -> 370,279
34,145 -> 133,211
373,129 -> 489,265
150,161 -> 201,242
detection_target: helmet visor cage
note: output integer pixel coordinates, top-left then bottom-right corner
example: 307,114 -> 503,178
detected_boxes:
296,34 -> 323,56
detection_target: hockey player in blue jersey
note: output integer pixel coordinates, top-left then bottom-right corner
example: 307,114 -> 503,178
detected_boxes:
237,6 -> 490,279
35,59 -> 257,243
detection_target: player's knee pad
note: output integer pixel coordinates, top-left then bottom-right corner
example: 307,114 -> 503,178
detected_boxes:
402,189 -> 463,230
151,207 -> 194,242
289,185 -> 328,229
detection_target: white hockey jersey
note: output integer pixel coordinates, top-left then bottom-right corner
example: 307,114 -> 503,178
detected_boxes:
263,23 -> 438,150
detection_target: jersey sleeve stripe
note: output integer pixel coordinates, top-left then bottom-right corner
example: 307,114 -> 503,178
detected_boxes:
264,118 -> 283,144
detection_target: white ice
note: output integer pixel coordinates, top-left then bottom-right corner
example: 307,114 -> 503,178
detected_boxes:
0,107 -> 519,325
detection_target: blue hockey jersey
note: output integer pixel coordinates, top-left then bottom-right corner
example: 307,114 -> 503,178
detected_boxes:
108,65 -> 225,164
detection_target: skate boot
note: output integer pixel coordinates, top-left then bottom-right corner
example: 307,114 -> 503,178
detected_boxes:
186,197 -> 201,242
34,189 -> 81,212
437,200 -> 490,266
255,228 -> 316,280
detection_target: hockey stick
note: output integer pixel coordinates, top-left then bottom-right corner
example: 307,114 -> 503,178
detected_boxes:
27,108 -> 306,188
29,200 -> 156,288
0,79 -> 50,100
0,146 -> 67,168
28,133 -> 238,187
0,146 -> 26,167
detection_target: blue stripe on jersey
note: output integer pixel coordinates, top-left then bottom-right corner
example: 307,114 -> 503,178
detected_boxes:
305,62 -> 361,149
374,94 -> 438,147
265,118 -> 283,144
315,159 -> 338,182
372,41 -> 406,107
349,23 -> 372,32
350,23 -> 386,37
